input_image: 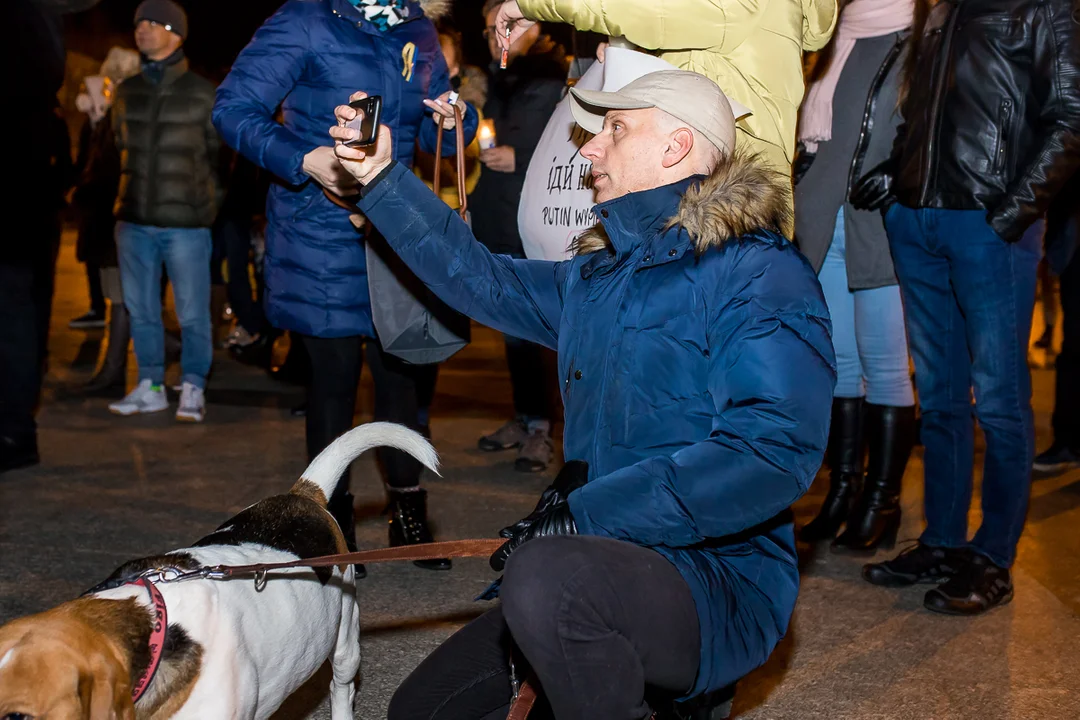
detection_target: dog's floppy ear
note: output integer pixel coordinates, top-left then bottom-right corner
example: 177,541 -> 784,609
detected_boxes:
79,653 -> 135,720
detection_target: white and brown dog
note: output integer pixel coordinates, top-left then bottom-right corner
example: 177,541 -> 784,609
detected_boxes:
0,422 -> 438,720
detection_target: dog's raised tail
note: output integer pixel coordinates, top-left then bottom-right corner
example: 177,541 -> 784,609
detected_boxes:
290,422 -> 439,505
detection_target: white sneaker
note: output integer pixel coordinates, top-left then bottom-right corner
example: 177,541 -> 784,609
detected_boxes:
109,379 -> 169,416
176,382 -> 206,423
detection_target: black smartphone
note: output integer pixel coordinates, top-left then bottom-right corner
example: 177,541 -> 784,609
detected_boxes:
344,95 -> 382,147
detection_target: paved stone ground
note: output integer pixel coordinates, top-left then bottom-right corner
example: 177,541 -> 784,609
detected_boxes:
2,233 -> 1079,719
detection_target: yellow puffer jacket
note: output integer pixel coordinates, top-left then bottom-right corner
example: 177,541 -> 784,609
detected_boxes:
518,0 -> 837,178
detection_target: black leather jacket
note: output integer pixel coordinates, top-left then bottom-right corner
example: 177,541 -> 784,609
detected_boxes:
892,0 -> 1080,241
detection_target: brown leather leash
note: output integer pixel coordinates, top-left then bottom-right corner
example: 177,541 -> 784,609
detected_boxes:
160,538 -> 537,719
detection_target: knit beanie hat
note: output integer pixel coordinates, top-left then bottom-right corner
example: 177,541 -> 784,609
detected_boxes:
134,0 -> 188,40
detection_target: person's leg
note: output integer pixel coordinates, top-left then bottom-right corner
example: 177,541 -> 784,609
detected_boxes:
1051,248 -> 1080,454
942,214 -> 1040,569
833,282 -> 916,551
86,267 -> 130,393
0,263 -> 41,470
501,536 -> 701,720
387,606 -> 547,720
116,222 -> 166,387
223,216 -> 263,336
802,209 -> 866,542
87,258 -> 105,316
162,227 -> 214,390
503,334 -> 554,472
888,207 -> 975,551
366,340 -> 449,568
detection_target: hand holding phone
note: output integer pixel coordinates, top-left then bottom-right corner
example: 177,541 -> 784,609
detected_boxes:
344,95 -> 382,147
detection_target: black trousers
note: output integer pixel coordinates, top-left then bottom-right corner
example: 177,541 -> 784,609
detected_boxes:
86,258 -> 105,314
388,536 -> 701,720
0,229 -> 59,443
1053,248 -> 1080,450
218,215 -> 267,336
300,334 -> 438,511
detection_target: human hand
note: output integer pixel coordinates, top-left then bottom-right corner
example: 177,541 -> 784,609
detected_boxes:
498,460 -> 588,541
850,160 -> 895,211
596,42 -> 608,63
490,503 -> 577,571
330,92 -> 394,185
479,145 -> 515,173
302,146 -> 359,196
423,91 -> 460,131
494,1 -> 536,52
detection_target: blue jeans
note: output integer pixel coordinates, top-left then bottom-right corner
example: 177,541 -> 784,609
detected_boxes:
818,208 -> 914,406
116,222 -> 213,389
886,206 -> 1041,567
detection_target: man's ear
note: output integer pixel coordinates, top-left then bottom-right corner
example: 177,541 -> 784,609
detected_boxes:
661,128 -> 695,169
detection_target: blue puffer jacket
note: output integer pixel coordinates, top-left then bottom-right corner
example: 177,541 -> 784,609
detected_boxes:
357,156 -> 836,696
212,0 -> 477,337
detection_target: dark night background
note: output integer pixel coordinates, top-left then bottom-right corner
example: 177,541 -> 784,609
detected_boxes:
63,0 -> 585,80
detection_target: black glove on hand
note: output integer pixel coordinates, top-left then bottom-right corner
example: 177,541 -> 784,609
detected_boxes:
850,160 -> 895,211
792,146 -> 816,186
498,460 -> 589,540
489,503 -> 578,571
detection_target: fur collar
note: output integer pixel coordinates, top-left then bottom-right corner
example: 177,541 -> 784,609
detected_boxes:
572,152 -> 792,256
418,0 -> 451,20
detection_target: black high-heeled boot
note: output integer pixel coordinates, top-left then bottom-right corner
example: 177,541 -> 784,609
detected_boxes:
327,490 -> 366,579
388,488 -> 451,571
800,397 -> 865,543
832,403 -> 915,553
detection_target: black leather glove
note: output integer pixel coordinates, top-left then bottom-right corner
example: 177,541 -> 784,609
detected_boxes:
489,503 -> 578,571
498,460 -> 589,540
792,146 -> 816,186
850,160 -> 895,211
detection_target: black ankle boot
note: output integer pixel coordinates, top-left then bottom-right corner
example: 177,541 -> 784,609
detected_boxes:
388,488 -> 451,571
800,397 -> 865,543
833,404 -> 915,553
327,491 -> 366,579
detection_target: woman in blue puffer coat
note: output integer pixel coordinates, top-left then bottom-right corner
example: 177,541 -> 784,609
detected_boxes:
213,0 -> 477,574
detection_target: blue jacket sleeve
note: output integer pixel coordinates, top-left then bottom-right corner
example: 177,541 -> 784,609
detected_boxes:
212,2 -> 313,185
358,162 -> 564,348
568,243 -> 837,546
418,47 -> 479,157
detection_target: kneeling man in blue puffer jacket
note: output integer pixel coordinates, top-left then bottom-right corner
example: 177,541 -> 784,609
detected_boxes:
331,70 -> 837,720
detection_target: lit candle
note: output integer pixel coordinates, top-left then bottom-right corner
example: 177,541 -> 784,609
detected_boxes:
478,119 -> 497,150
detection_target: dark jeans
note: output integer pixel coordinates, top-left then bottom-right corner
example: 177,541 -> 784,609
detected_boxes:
217,215 -> 266,336
504,334 -> 556,422
1053,246 -> 1080,450
388,536 -> 700,720
0,228 -> 60,443
86,258 -> 104,314
300,334 -> 439,513
887,206 -> 1041,567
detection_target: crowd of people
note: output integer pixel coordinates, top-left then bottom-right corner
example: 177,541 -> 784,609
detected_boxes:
3,0 -> 1079,717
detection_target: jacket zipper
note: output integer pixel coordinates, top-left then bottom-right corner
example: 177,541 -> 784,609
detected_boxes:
847,36 -> 906,197
992,99 -> 1012,175
920,4 -> 963,206
147,84 -> 165,218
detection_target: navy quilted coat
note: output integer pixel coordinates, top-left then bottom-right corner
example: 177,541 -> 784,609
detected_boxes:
213,0 -> 477,337
356,156 -> 836,696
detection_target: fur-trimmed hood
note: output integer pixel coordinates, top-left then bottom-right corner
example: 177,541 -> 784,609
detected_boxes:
418,0 -> 451,20
573,152 -> 792,255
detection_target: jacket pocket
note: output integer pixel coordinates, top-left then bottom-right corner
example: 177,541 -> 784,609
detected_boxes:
992,99 -> 1013,176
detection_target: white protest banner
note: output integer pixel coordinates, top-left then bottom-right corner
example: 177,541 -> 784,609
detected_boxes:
517,47 -> 679,261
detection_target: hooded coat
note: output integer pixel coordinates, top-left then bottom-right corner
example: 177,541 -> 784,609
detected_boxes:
355,154 -> 837,695
212,0 -> 478,338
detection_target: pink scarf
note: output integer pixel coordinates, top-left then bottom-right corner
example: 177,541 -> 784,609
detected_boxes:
798,0 -> 914,152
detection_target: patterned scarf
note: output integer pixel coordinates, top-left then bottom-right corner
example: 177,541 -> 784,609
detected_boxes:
350,0 -> 410,32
